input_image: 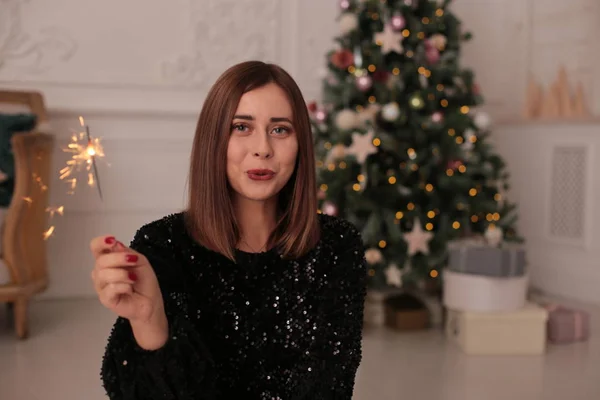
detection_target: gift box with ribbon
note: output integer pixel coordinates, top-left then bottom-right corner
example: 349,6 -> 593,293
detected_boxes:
544,304 -> 590,344
447,239 -> 527,278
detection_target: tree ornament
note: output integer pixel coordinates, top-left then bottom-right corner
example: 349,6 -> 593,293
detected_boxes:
425,46 -> 441,64
385,264 -> 403,287
339,13 -> 359,35
429,34 -> 448,51
365,248 -> 383,264
374,24 -> 404,54
356,74 -> 373,91
330,49 -> 354,70
358,104 -> 381,127
484,224 -> 503,247
346,130 -> 378,163
432,111 -> 444,123
382,102 -> 401,121
339,0 -> 351,10
322,201 -> 339,216
474,111 -> 492,130
403,218 -> 433,256
335,109 -> 359,130
391,14 -> 406,31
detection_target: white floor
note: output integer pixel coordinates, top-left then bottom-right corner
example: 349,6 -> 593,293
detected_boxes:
0,297 -> 598,400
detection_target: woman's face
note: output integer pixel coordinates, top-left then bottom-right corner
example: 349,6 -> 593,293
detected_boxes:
226,82 -> 298,204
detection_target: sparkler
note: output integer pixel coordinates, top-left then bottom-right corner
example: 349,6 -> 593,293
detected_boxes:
39,116 -> 106,240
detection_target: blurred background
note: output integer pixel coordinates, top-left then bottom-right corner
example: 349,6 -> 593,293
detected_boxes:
0,0 -> 598,399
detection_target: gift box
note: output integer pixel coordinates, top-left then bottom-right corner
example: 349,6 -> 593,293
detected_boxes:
447,240 -> 527,277
544,304 -> 590,344
445,303 -> 548,355
384,293 -> 429,331
443,269 -> 528,312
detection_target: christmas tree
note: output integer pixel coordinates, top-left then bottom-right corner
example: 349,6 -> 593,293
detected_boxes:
309,0 -> 521,291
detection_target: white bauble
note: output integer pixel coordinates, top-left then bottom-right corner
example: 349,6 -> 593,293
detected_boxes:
474,111 -> 492,130
381,102 -> 401,121
339,13 -> 359,35
335,109 -> 359,130
365,248 -> 383,265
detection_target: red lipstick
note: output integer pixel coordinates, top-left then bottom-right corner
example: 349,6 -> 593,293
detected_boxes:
247,169 -> 275,181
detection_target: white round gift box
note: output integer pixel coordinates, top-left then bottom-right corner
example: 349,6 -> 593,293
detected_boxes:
443,269 -> 528,312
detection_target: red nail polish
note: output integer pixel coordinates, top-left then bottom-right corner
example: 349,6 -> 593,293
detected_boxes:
126,254 -> 138,263
105,236 -> 115,244
128,271 -> 137,281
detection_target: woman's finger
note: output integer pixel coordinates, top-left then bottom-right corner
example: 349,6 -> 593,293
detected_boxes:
95,251 -> 144,271
99,282 -> 133,309
93,267 -> 137,293
90,235 -> 119,258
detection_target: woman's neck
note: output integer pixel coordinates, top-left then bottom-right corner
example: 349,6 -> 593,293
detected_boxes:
234,197 -> 278,253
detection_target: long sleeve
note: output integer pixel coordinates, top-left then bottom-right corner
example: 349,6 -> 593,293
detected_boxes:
247,221 -> 367,400
100,225 -> 217,400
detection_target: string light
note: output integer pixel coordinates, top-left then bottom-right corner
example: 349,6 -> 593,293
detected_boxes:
388,176 -> 397,184
425,183 -> 433,192
437,84 -> 444,91
471,215 -> 479,222
456,137 -> 464,144
417,32 -> 425,39
469,188 -> 477,196
452,221 -> 461,229
427,210 -> 435,218
348,66 -> 356,74
373,138 -> 381,146
422,17 -> 430,24
327,163 -> 336,171
405,50 -> 414,58
493,212 -> 501,221
316,160 -> 324,168
368,64 -> 376,72
410,163 -> 419,171
430,269 -> 439,278
494,193 -> 502,201
448,128 -> 456,136
460,106 -> 470,114
320,184 -> 328,191
324,142 -> 332,149
339,161 -> 347,169
396,211 -> 404,219
425,222 -> 434,231
446,169 -> 454,176
407,202 -> 415,210
441,99 -> 449,107
458,165 -> 467,173
486,213 -> 494,221
392,68 -> 400,75
402,29 -> 410,37
378,240 -> 387,248
357,174 -> 365,182
407,148 -> 416,159
368,269 -> 376,276
352,183 -> 361,191
368,96 -> 377,103
436,8 -> 444,17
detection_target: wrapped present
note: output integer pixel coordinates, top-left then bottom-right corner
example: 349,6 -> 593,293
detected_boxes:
445,303 -> 548,355
544,304 -> 590,344
443,269 -> 528,312
447,240 -> 527,277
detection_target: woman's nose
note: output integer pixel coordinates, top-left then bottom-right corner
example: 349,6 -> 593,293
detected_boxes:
252,134 -> 273,159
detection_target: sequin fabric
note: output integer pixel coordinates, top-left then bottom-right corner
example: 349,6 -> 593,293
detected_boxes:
101,212 -> 367,400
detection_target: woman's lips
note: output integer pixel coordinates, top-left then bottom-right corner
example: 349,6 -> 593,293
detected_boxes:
247,169 -> 275,181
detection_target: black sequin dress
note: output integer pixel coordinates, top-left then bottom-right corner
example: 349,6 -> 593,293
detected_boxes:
100,212 -> 367,400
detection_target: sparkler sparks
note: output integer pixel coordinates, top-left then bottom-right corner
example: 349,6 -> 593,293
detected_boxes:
40,116 -> 106,240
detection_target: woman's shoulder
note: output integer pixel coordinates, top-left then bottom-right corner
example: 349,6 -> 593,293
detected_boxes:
317,213 -> 364,251
130,211 -> 187,248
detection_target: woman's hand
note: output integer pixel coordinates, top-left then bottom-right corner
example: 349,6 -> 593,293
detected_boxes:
90,235 -> 168,350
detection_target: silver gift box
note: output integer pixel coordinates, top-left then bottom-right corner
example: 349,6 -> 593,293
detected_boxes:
447,240 -> 527,277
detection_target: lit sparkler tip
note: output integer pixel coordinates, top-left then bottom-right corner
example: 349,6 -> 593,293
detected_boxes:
79,116 -> 85,127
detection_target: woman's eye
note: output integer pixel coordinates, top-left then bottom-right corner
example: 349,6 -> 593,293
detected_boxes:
273,127 -> 290,135
232,124 -> 248,132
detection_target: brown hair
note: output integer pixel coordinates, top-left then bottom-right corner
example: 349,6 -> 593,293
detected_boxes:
185,61 -> 320,261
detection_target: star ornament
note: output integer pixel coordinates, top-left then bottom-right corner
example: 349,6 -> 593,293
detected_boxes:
374,24 -> 404,54
403,218 -> 433,256
346,130 -> 378,164
385,264 -> 403,287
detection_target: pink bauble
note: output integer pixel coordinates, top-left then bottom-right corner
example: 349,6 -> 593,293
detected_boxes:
356,75 -> 373,91
315,109 -> 327,123
339,0 -> 350,10
322,201 -> 338,216
432,112 -> 443,123
426,47 -> 440,64
391,15 -> 406,31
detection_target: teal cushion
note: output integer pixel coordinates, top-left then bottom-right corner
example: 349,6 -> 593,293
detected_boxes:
0,113 -> 37,207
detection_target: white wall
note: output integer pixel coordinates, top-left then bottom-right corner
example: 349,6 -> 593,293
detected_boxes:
1,0 -> 599,302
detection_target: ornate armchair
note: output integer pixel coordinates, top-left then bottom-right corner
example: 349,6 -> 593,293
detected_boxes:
0,90 -> 55,338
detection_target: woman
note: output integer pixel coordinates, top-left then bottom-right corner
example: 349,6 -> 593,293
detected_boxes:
90,61 -> 367,399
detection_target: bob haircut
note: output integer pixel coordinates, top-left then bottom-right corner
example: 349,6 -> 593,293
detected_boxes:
185,60 -> 320,261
